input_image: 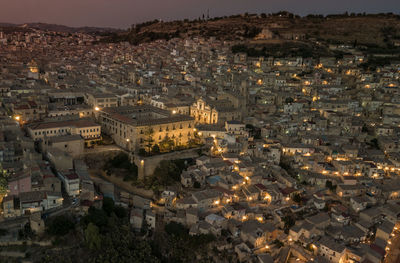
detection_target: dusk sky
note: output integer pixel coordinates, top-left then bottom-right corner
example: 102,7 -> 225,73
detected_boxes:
1,0 -> 399,28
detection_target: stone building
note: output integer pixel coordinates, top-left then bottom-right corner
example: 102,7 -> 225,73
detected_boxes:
190,97 -> 242,125
98,105 -> 195,152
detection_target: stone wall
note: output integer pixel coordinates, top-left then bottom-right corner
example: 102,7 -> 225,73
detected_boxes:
134,147 -> 201,179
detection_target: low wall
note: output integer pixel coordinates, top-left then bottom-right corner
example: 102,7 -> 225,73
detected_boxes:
0,240 -> 52,246
134,148 -> 201,179
0,251 -> 26,258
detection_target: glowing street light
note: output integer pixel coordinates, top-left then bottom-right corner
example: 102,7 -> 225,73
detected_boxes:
14,116 -> 20,121
95,107 -> 100,111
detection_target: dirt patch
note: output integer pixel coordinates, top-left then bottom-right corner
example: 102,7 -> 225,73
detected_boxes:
89,169 -> 153,199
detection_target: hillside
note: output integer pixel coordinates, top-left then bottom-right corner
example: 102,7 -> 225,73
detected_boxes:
0,22 -> 121,33
102,12 -> 400,53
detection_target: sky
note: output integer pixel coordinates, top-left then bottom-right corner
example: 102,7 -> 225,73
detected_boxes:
0,0 -> 399,29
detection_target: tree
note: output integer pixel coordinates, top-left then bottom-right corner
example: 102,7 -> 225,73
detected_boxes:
83,207 -> 108,228
0,166 -> 9,196
165,222 -> 188,237
18,223 -> 34,239
292,193 -> 302,204
144,127 -> 155,153
114,206 -> 127,218
370,138 -> 379,149
273,239 -> 284,248
159,136 -> 175,152
47,215 -> 75,236
285,97 -> 294,104
325,180 -> 333,190
85,223 -> 101,250
152,144 -> 160,154
282,216 -> 295,233
138,148 -> 147,156
0,176 -> 8,196
102,197 -> 115,216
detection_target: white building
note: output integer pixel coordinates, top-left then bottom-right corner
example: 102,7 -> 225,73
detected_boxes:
58,171 -> 80,197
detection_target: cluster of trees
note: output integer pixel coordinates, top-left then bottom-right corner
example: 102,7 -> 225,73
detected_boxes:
242,26 -> 262,38
127,30 -> 181,45
325,180 -> 337,191
360,56 -> 399,70
47,215 -> 76,236
245,124 -> 261,139
282,215 -> 296,233
158,222 -> 216,262
82,199 -> 159,263
42,197 -> 160,263
138,126 -> 201,157
103,153 -> 138,182
41,198 -> 219,262
131,19 -> 160,33
143,159 -> 193,192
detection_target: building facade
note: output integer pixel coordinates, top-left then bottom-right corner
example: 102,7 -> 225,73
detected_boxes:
98,105 -> 195,152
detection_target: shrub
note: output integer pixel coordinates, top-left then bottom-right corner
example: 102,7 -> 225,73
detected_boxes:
47,215 -> 75,236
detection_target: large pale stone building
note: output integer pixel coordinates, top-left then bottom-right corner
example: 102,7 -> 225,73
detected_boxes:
98,105 -> 195,152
